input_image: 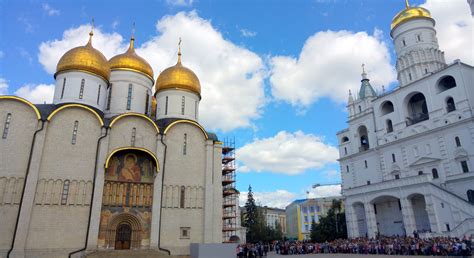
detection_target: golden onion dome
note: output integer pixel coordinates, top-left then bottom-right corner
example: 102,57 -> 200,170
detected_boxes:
155,49 -> 201,96
108,37 -> 154,81
391,1 -> 432,30
55,31 -> 110,81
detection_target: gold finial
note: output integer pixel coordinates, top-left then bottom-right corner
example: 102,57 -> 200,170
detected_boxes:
177,37 -> 182,65
405,0 -> 410,9
361,63 -> 366,73
361,63 -> 368,80
88,18 -> 94,45
129,22 -> 136,50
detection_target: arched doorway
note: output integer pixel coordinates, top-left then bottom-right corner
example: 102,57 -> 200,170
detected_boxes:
115,223 -> 132,250
98,148 -> 158,249
408,194 -> 431,232
371,196 -> 404,236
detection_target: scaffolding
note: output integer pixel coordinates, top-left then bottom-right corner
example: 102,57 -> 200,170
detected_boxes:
222,137 -> 238,243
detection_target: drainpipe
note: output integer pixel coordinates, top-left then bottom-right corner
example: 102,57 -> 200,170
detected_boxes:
7,120 -> 45,258
68,127 -> 108,258
158,134 -> 171,255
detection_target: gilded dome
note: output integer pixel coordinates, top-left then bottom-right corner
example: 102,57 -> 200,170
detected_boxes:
155,51 -> 201,96
55,32 -> 110,81
109,37 -> 154,81
391,3 -> 432,30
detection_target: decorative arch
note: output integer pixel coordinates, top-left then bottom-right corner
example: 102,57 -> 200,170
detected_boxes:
109,113 -> 159,134
47,104 -> 104,126
163,120 -> 208,140
370,194 -> 400,204
436,75 -> 456,93
0,96 -> 41,120
380,100 -> 395,115
106,213 -> 143,249
104,147 -> 159,171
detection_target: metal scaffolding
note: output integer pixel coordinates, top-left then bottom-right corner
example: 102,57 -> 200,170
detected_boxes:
222,137 -> 238,243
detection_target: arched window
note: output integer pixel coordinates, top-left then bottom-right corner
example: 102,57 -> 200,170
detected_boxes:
341,136 -> 349,143
455,136 -> 461,147
61,180 -> 70,205
467,190 -> 474,204
358,126 -> 369,151
61,78 -> 66,99
381,101 -> 394,115
446,97 -> 455,113
2,113 -> 12,139
106,84 -> 112,110
126,84 -> 133,110
432,168 -> 439,179
437,76 -> 456,92
386,119 -> 393,133
406,92 -> 429,125
180,186 -> 185,208
79,79 -> 85,99
71,121 -> 79,145
165,96 -> 169,115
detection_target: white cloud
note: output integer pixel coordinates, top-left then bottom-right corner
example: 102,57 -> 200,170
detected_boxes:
269,29 -> 396,107
166,0 -> 194,7
38,12 -> 266,132
42,3 -> 60,16
307,184 -> 341,198
0,78 -> 8,95
421,0 -> 474,65
15,84 -> 54,104
240,29 -> 257,38
239,190 -> 296,209
237,131 -> 339,175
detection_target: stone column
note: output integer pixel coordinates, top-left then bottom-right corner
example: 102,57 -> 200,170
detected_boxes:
86,128 -> 109,250
400,197 -> 416,236
10,123 -> 48,258
344,202 -> 357,238
424,194 -> 442,233
364,202 -> 378,238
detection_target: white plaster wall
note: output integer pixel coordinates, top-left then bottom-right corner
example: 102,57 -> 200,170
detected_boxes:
106,71 -> 154,118
155,90 -> 200,122
107,116 -> 158,152
0,99 -> 38,253
54,72 -> 108,111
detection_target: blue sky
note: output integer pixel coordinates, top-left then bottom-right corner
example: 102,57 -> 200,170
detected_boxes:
1,0 -> 472,208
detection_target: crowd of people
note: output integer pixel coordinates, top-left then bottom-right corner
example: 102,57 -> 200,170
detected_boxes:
236,235 -> 473,257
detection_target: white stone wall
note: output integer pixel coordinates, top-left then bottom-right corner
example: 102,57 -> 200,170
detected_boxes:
54,71 -> 108,111
155,90 -> 200,122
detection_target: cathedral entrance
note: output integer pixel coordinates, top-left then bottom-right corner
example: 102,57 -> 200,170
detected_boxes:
98,148 -> 158,249
115,223 -> 132,250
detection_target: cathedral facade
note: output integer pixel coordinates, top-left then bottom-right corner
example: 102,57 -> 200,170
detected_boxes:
338,3 -> 474,238
0,29 -> 223,258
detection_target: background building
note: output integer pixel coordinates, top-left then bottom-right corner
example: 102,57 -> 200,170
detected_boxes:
338,2 -> 474,239
262,206 -> 287,235
285,197 -> 342,240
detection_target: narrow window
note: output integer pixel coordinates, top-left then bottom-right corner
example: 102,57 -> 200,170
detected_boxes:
79,79 -> 85,99
346,165 -> 349,173
165,96 -> 168,115
395,174 -> 400,180
425,68 -> 428,74
467,190 -> 474,204
446,97 -> 456,112
441,203 -> 445,208
392,153 -> 396,163
183,133 -> 187,155
61,180 -> 70,205
367,180 -> 371,185
398,200 -> 401,210
446,224 -> 450,231
455,136 -> 461,147
358,106 -> 362,113
418,171 -> 423,175
432,168 -> 439,179
344,147 -> 347,155
131,127 -> 136,146
145,92 -> 150,115
61,78 -> 66,99
386,119 -> 393,133
97,85 -> 101,104
127,84 -> 133,110
416,34 -> 421,41
195,100 -> 198,119
364,160 -> 368,168
2,113 -> 12,139
373,204 -> 377,214
71,121 -> 79,145
180,186 -> 185,208
408,73 -> 412,81
181,96 -> 185,115
106,84 -> 112,110
461,161 -> 469,173
402,39 -> 406,46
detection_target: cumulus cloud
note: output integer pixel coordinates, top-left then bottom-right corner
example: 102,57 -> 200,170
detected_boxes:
307,184 -> 341,198
42,3 -> 60,16
237,131 -> 339,175
269,29 -> 396,107
421,0 -> 474,65
239,190 -> 296,209
38,12 -> 265,132
166,0 -> 194,7
0,78 -> 8,95
15,84 -> 55,104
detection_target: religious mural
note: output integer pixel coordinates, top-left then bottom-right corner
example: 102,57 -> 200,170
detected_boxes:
98,150 -> 156,249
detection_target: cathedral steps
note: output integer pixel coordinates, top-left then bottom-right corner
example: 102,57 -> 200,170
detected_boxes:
85,250 -> 190,258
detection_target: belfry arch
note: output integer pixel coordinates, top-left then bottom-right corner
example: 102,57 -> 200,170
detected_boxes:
98,148 -> 158,249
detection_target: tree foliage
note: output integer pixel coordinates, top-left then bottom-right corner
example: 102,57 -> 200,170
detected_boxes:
310,199 -> 347,242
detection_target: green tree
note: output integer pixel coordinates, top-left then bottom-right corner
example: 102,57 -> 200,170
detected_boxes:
310,199 -> 347,242
244,185 -> 259,242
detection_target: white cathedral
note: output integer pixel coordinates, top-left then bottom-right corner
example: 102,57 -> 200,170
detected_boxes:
338,2 -> 474,238
0,28 -> 224,257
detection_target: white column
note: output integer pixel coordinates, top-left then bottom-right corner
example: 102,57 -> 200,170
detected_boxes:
86,128 -> 109,250
10,122 -> 48,258
344,202 -> 357,238
364,202 -> 378,238
424,194 -> 442,233
400,197 -> 416,236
